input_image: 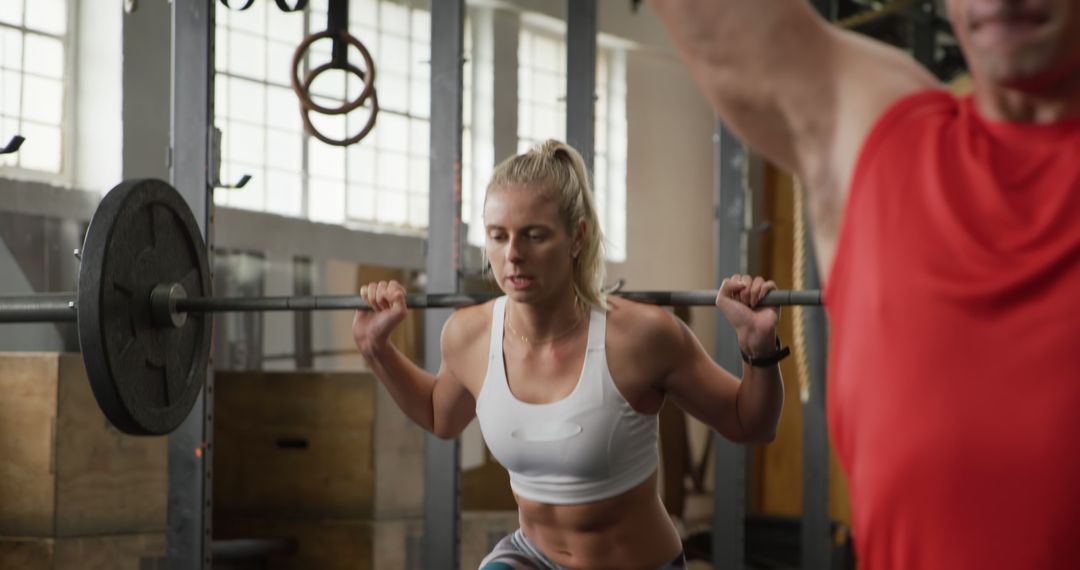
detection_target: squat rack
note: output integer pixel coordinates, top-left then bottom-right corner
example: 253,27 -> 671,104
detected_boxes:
156,0 -> 929,568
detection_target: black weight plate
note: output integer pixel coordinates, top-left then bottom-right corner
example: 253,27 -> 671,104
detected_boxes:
78,179 -> 211,436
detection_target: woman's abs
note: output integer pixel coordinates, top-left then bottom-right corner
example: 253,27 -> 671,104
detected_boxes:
515,473 -> 683,569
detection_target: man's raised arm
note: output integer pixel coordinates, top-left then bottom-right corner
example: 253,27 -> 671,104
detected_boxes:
650,0 -> 937,196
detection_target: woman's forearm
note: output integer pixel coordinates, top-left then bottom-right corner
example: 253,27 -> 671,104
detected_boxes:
361,341 -> 438,432
736,362 -> 785,442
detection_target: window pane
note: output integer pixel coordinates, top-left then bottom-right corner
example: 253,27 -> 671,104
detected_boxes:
346,72 -> 373,108
309,177 -> 346,223
410,75 -> 429,118
378,73 -> 408,114
346,183 -> 376,220
0,70 -> 21,116
408,194 -> 427,228
0,2 -> 23,26
228,77 -> 266,124
267,8 -> 302,42
266,85 -> 302,132
533,106 -> 563,141
306,103 -> 347,138
409,156 -> 427,194
18,122 -> 60,172
308,6 -> 326,33
533,36 -> 560,73
380,2 -> 409,34
1,28 -> 24,70
532,71 -> 561,106
307,63 -> 347,100
266,169 -> 303,216
376,152 -> 407,190
21,75 -> 62,124
409,118 -> 428,156
25,0 -> 66,36
411,9 -> 430,42
518,69 -> 531,101
595,109 -> 607,154
267,128 -> 303,172
267,41 -> 296,86
376,112 -> 408,153
346,143 -> 375,184
351,0 -> 378,27
216,26 -> 230,72
309,138 -> 346,178
377,189 -> 407,225
229,31 -> 267,79
227,2 -> 266,36
378,34 -> 409,73
345,99 -> 377,135
226,122 -> 266,166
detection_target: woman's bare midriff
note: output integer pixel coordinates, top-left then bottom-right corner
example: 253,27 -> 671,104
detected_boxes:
515,473 -> 683,570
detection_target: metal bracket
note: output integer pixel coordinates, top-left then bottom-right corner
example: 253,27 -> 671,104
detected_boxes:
209,127 -> 252,189
1,135 -> 25,155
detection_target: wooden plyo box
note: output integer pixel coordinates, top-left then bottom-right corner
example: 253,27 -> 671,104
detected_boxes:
0,533 -> 166,570
213,371 -> 425,520
214,512 -> 521,570
214,516 -> 423,570
0,353 -> 167,537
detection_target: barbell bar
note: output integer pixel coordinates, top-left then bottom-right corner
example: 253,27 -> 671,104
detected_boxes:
0,288 -> 821,323
0,178 -> 822,437
176,288 -> 822,314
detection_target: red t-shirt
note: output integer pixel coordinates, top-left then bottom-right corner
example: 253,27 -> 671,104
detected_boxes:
826,90 -> 1080,569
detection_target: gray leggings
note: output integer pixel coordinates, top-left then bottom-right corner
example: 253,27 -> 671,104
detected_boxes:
478,529 -> 686,570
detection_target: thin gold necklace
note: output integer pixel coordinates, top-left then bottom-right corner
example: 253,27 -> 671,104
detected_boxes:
506,309 -> 584,345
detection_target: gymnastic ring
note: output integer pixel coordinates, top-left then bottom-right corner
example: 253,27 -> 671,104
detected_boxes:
219,0 -> 256,10
273,0 -> 308,12
291,31 -> 377,116
300,87 -> 379,147
300,60 -> 374,115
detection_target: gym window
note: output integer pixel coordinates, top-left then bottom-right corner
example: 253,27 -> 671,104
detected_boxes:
0,0 -> 71,178
215,0 -> 443,232
517,21 -> 628,262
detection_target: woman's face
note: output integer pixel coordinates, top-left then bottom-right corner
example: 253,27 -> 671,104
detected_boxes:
484,186 -> 581,304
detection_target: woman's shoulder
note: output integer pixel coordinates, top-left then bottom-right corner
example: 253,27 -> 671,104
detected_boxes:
605,296 -> 682,346
442,299 -> 498,347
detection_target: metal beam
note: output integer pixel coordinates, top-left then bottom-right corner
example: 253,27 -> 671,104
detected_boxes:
802,3 -> 835,568
800,227 -> 832,570
292,256 -> 314,369
168,0 -> 214,568
425,0 -> 465,568
565,0 -> 597,172
713,122 -> 748,570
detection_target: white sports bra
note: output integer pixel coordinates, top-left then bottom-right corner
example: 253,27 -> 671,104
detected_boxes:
474,297 -> 659,505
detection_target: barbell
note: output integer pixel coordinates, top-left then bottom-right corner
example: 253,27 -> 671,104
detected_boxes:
0,178 -> 822,436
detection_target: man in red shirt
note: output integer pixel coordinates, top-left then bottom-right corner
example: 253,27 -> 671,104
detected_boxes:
651,1 -> 1080,568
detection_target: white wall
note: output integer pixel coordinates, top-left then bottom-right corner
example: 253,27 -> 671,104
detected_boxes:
608,50 -> 717,354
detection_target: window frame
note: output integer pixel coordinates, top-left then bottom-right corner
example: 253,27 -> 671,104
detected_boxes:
515,18 -> 628,262
213,0 -> 436,234
0,0 -> 77,185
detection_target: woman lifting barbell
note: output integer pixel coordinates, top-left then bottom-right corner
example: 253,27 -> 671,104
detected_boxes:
352,140 -> 787,570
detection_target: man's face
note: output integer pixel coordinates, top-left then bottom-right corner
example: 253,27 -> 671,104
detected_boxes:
947,0 -> 1080,90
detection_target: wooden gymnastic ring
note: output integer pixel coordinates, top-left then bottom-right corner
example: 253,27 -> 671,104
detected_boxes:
291,30 -> 377,116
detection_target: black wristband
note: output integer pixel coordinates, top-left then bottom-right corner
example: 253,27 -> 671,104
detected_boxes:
741,336 -> 790,367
